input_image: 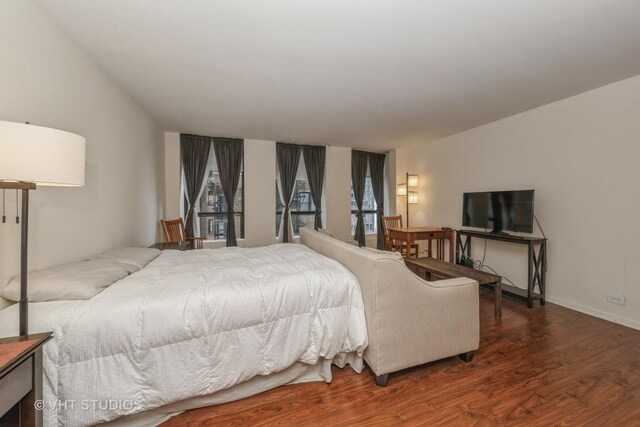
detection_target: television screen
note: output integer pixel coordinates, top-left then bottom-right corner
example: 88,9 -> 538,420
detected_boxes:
462,190 -> 535,233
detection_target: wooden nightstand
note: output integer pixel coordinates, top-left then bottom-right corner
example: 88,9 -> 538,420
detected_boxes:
0,332 -> 52,427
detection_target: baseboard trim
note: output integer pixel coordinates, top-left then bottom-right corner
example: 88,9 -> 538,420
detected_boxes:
546,296 -> 640,331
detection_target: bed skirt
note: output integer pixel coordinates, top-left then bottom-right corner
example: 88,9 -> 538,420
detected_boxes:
101,352 -> 363,427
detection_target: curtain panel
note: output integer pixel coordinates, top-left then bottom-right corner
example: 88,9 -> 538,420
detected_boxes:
212,137 -> 244,247
302,145 -> 326,230
351,150 -> 369,247
180,134 -> 212,238
368,152 -> 386,250
276,142 -> 302,243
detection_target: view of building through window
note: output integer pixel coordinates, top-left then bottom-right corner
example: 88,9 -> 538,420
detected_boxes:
196,152 -> 244,241
351,172 -> 377,236
276,155 -> 316,237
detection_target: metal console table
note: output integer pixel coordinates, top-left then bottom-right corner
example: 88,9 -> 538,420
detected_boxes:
456,229 -> 547,308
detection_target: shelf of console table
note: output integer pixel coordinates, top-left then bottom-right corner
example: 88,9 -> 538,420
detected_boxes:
456,229 -> 547,308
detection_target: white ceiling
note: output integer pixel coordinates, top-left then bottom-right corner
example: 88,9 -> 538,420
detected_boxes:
34,0 -> 640,152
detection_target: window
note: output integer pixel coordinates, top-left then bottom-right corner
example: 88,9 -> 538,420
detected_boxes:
276,155 -> 316,237
193,151 -> 244,241
351,167 -> 377,236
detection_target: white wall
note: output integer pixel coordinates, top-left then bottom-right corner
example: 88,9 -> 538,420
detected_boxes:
0,0 -> 163,281
395,74 -> 640,329
163,132 -> 181,219
325,146 -> 353,242
244,139 -> 276,247
384,149 -> 397,216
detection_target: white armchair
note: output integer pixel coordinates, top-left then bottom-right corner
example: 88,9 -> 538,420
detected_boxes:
300,227 -> 479,386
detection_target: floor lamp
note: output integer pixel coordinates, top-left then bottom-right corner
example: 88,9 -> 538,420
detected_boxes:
0,121 -> 85,336
397,172 -> 418,226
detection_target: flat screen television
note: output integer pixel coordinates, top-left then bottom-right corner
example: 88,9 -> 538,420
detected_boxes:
462,190 -> 535,234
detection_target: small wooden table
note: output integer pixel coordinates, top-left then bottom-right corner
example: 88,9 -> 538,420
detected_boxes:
387,226 -> 455,262
1,332 -> 52,426
405,257 -> 503,317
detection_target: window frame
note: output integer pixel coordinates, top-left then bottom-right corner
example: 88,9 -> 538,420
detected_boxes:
197,170 -> 245,241
191,153 -> 245,242
351,173 -> 379,236
276,154 -> 321,238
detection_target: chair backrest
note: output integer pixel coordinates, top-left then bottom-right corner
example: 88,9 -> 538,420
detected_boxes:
381,215 -> 407,253
381,215 -> 403,237
161,219 -> 187,244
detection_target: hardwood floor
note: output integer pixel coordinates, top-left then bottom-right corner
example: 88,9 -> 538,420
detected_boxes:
163,292 -> 640,426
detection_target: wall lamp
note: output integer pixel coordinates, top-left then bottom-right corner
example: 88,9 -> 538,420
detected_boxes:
397,173 -> 418,226
408,191 -> 419,204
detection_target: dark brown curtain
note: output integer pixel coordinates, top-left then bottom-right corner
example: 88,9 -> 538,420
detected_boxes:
277,142 -> 301,243
369,152 -> 386,250
180,134 -> 212,238
351,150 -> 369,247
302,146 -> 326,230
212,138 -> 244,247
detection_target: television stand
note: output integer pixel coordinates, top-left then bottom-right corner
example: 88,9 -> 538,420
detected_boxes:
456,229 -> 547,308
489,230 -> 525,239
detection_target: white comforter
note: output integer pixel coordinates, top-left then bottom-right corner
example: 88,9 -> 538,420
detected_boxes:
0,244 -> 368,427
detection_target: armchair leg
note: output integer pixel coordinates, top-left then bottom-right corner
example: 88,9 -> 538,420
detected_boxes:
459,351 -> 475,363
375,374 -> 389,387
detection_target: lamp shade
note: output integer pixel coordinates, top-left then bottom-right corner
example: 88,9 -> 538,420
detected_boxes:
407,174 -> 418,187
397,183 -> 407,196
408,191 -> 419,204
0,121 -> 85,186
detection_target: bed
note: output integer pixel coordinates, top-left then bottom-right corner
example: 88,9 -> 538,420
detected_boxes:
0,243 -> 368,427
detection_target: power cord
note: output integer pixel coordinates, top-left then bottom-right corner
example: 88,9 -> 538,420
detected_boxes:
533,214 -> 548,275
472,229 -> 488,269
534,214 -> 546,239
471,228 -> 526,290
467,217 -> 547,291
479,264 -> 524,290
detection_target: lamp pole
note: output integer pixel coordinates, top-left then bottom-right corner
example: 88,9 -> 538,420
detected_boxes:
0,181 -> 35,335
405,172 -> 410,227
19,187 -> 29,336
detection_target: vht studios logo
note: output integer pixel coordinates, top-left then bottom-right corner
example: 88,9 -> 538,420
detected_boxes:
35,399 -> 143,411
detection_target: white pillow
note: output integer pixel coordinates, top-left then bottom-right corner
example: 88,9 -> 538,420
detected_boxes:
0,259 -> 138,302
96,247 -> 161,270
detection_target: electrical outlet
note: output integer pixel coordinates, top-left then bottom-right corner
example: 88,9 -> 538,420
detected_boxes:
606,294 -> 626,306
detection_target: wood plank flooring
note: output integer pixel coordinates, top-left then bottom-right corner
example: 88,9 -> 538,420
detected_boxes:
163,292 -> 640,426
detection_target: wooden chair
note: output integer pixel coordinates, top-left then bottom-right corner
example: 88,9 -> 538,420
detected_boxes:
381,215 -> 419,258
161,218 -> 206,250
